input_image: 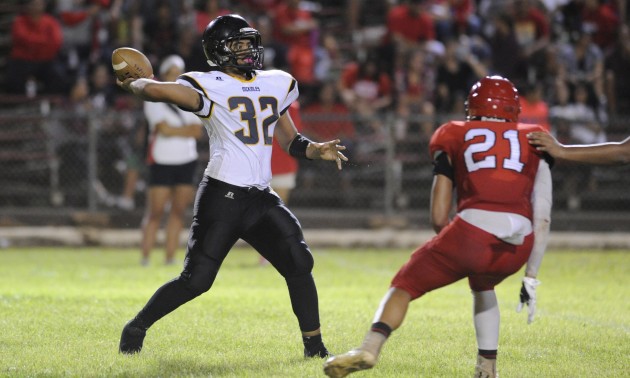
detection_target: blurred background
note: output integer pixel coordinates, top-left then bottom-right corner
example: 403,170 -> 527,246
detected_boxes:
1,0 -> 630,244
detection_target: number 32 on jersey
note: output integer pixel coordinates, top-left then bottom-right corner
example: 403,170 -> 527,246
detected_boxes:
229,96 -> 279,146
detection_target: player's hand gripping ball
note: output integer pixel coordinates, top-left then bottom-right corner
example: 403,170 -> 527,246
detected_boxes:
111,47 -> 153,81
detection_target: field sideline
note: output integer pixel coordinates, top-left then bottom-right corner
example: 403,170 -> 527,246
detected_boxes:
0,247 -> 628,377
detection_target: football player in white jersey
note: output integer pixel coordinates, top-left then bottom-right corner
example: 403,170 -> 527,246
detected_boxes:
117,14 -> 347,358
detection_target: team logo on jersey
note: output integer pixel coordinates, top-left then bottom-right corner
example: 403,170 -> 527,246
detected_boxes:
225,191 -> 234,199
216,77 -> 223,81
242,86 -> 260,92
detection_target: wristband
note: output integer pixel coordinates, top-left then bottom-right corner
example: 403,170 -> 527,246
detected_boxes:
289,133 -> 313,159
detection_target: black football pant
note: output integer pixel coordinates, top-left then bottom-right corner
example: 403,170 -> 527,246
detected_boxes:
134,176 -> 321,332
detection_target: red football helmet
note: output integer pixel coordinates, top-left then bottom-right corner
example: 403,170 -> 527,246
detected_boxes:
466,76 -> 520,122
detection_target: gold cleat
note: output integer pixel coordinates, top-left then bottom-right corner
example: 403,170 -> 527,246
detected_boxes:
323,349 -> 376,378
474,355 -> 498,378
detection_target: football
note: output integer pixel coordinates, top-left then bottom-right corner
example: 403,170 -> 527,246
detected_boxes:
111,47 -> 153,81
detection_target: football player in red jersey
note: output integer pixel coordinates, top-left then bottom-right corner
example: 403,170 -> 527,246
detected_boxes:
528,132 -> 630,165
324,76 -> 553,378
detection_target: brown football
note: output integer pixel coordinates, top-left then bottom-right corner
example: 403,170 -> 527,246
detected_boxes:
111,47 -> 153,81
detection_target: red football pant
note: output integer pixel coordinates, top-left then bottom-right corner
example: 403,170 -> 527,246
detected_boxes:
391,216 -> 533,299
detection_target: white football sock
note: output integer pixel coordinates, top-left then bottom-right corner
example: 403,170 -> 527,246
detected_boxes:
473,290 -> 500,350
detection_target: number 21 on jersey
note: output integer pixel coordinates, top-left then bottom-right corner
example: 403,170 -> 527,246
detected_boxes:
464,128 -> 525,173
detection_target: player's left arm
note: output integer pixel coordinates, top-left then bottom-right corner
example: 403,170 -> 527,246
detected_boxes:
275,110 -> 348,170
517,154 -> 553,324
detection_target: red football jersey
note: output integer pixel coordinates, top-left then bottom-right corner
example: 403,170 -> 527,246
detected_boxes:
429,120 -> 548,220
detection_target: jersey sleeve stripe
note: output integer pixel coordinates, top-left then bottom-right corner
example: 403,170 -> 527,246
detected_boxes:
178,74 -> 213,118
288,78 -> 297,94
279,104 -> 291,116
179,74 -> 209,98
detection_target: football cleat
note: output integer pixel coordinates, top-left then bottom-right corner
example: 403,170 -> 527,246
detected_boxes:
474,355 -> 498,378
304,344 -> 330,358
323,349 -> 376,378
119,321 -> 146,354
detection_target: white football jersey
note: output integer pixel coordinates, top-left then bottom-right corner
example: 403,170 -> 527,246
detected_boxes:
176,69 -> 298,189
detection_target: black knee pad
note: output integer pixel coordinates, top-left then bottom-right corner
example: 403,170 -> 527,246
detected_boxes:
180,258 -> 220,296
286,236 -> 314,276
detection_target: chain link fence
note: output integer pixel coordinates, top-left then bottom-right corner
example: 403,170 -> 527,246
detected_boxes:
2,96 -> 630,231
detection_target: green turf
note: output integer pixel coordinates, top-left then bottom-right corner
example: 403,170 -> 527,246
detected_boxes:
0,247 -> 628,377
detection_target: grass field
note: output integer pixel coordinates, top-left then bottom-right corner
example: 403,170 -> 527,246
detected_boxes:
0,247 -> 628,377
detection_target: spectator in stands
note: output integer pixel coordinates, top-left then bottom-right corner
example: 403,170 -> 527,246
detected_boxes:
427,0 -> 476,40
394,49 -> 436,142
56,0 -> 110,76
174,26 -> 209,73
434,37 -> 487,115
140,55 -> 203,266
194,0 -> 230,35
385,0 -> 435,53
518,81 -> 550,131
510,0 -> 551,82
6,0 -> 67,96
302,81 -> 356,154
605,24 -> 630,115
142,0 -> 180,62
485,12 -> 525,80
575,0 -> 620,56
272,0 -> 319,101
556,27 -> 606,109
255,15 -> 289,73
345,0 -> 390,50
339,51 -> 393,138
300,81 -> 355,204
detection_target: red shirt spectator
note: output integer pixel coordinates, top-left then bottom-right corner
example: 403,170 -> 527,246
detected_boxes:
272,0 -> 318,84
340,61 -> 393,107
581,0 -> 619,52
386,0 -> 435,47
303,83 -> 355,142
272,0 -> 316,47
519,98 -> 550,131
451,0 -> 474,32
6,0 -> 68,95
10,2 -> 63,61
512,0 -> 549,50
195,0 -> 230,35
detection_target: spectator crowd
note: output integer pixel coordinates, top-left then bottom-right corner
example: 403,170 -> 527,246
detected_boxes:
4,0 -> 630,211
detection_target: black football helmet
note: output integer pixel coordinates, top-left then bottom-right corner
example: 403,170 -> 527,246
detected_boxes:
202,14 -> 264,73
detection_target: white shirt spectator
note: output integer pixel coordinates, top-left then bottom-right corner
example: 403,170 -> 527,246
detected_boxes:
144,101 -> 201,165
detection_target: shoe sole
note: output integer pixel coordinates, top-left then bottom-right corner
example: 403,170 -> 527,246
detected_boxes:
323,352 -> 375,378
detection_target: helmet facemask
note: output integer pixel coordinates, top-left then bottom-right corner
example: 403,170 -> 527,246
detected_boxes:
209,28 -> 264,74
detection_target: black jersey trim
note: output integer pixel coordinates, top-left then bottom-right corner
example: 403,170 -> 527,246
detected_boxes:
543,152 -> 555,168
178,74 -> 212,117
288,78 -> 297,94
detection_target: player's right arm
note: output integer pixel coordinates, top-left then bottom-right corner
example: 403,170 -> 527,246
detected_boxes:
430,152 -> 454,234
528,132 -> 630,165
117,78 -> 201,112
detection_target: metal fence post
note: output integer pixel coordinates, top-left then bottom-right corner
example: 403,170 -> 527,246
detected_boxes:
87,115 -> 99,212
383,113 -> 395,218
